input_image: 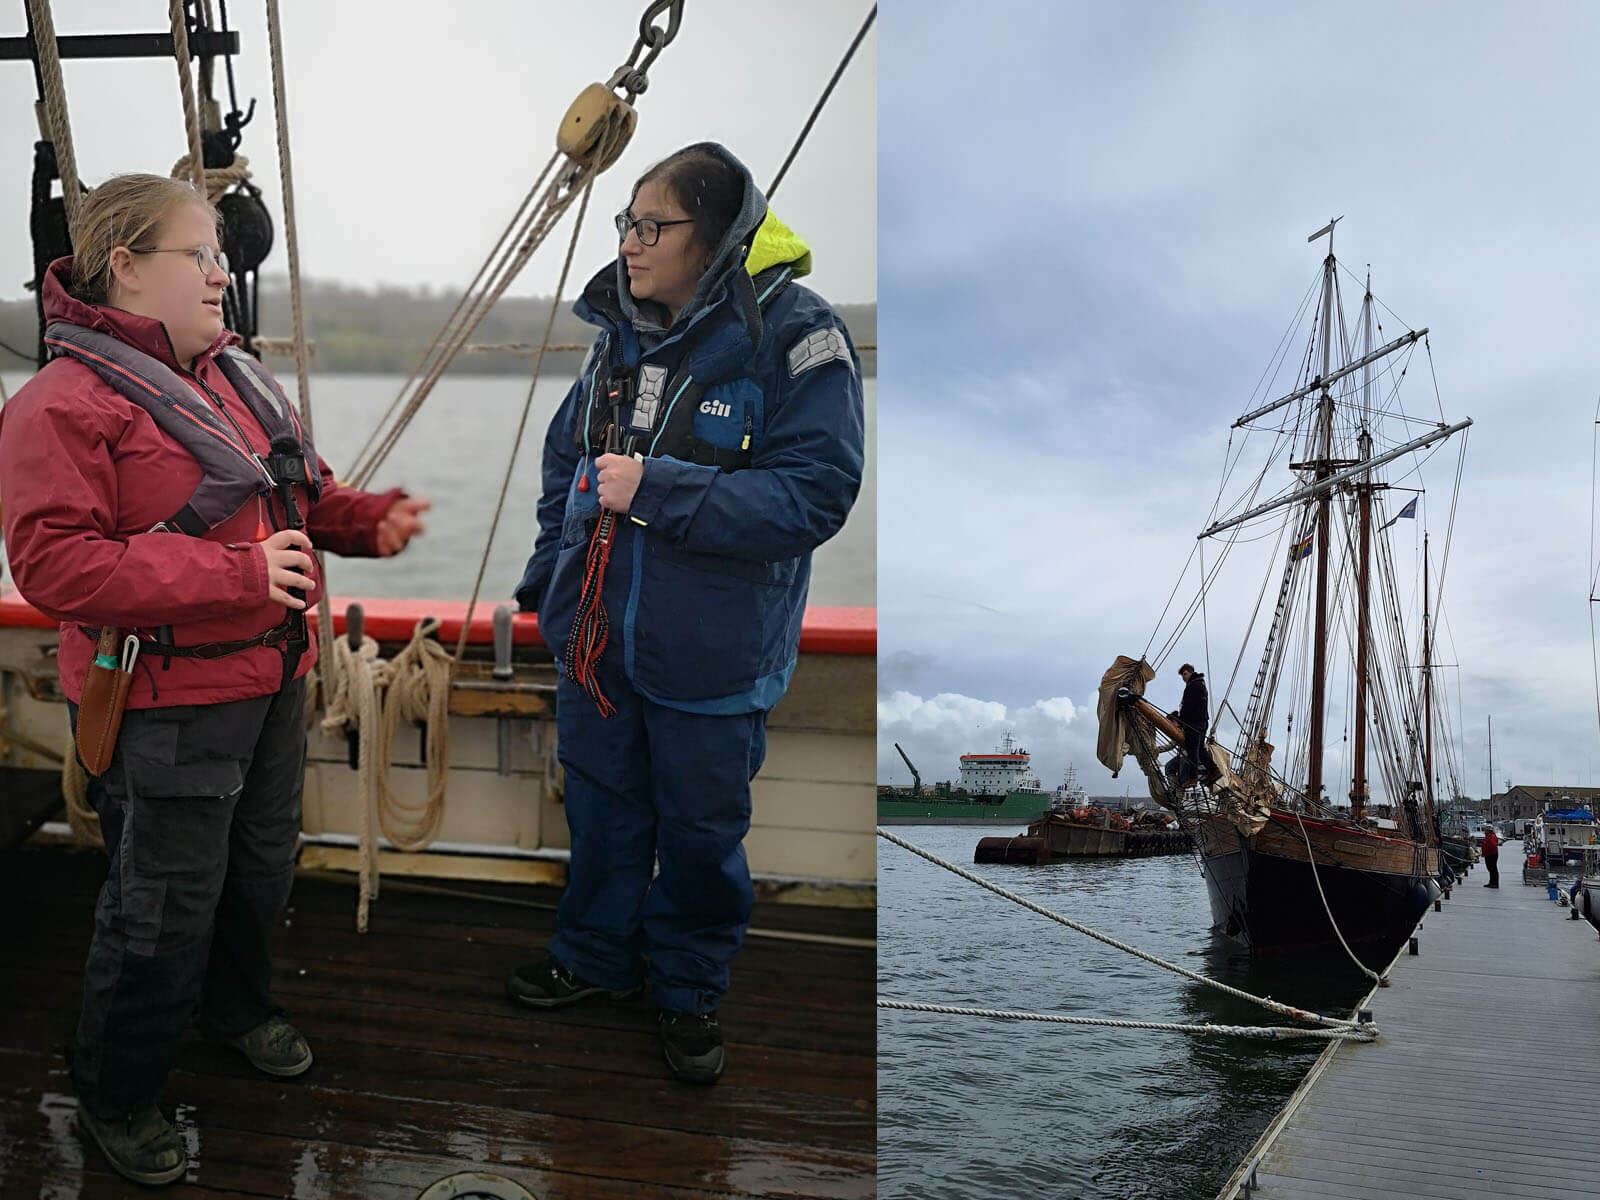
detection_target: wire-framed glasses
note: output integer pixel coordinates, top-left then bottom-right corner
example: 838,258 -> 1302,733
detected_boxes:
133,244 -> 230,276
614,212 -> 694,246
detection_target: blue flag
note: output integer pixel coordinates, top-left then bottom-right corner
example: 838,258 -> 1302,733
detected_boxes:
1380,497 -> 1419,531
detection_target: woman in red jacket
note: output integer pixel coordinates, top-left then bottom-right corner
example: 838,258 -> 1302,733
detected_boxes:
0,174 -> 427,1186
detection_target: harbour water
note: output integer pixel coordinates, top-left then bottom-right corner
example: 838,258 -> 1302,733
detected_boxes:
878,823 -> 1377,1200
0,373 -> 876,607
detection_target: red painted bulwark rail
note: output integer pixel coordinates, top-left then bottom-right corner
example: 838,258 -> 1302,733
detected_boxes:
0,589 -> 876,655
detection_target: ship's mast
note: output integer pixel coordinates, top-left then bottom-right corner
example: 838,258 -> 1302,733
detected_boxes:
1351,272 -> 1374,824
1423,532 -> 1434,821
1306,217 -> 1340,810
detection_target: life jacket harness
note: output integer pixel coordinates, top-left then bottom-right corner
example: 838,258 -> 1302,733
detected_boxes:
563,264 -> 792,716
45,320 -> 322,690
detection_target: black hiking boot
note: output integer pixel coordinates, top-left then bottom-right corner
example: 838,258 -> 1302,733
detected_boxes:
507,955 -> 642,1010
225,1012 -> 313,1077
658,1009 -> 725,1084
77,1104 -> 188,1186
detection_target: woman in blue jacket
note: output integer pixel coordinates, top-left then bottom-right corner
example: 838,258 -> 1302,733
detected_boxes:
509,143 -> 864,1083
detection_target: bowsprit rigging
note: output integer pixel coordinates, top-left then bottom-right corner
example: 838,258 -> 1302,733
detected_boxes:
1100,220 -> 1473,965
8,0 -> 274,359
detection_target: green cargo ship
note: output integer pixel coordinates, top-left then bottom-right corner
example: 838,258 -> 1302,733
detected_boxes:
878,733 -> 1054,826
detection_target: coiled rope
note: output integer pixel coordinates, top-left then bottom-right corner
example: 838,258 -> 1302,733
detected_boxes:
877,827 -> 1371,1037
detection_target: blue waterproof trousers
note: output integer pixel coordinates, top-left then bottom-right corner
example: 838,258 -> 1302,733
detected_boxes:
548,658 -> 767,1016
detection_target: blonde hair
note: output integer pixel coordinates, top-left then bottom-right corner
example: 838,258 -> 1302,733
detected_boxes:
70,174 -> 220,304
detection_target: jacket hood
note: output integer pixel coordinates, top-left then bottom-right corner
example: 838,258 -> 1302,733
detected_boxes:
40,255 -> 236,371
610,142 -> 811,336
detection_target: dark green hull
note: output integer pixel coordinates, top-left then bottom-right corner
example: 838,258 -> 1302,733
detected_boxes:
876,790 -> 1051,826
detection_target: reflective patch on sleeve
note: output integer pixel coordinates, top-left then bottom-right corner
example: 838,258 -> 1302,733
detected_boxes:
787,327 -> 851,378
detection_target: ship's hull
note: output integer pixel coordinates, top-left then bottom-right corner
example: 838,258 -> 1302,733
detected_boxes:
1195,811 -> 1438,954
876,790 -> 1050,826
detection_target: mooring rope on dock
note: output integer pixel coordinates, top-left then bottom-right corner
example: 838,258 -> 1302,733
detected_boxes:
877,827 -> 1370,1034
879,1000 -> 1376,1042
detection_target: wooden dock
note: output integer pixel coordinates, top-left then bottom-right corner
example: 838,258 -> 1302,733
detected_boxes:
0,843 -> 875,1198
1218,865 -> 1600,1199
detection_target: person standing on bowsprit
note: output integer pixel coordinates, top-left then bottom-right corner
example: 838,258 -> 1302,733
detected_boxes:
1176,663 -> 1209,785
0,174 -> 427,1187
1482,824 -> 1500,887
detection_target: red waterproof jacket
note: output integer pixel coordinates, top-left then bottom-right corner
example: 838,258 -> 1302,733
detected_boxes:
1482,828 -> 1499,856
0,259 -> 400,708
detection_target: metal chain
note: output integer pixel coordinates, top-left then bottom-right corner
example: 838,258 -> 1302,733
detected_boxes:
605,0 -> 684,98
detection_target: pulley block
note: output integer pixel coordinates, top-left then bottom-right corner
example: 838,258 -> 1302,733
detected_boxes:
557,83 -> 636,170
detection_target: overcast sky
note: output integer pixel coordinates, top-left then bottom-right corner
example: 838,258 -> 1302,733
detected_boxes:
878,1 -> 1600,805
0,0 -> 875,302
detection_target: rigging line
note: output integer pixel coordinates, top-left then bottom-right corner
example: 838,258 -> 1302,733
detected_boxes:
1242,271 -> 1323,415
1336,258 -> 1414,334
1423,336 -> 1446,425
24,0 -> 83,239
0,334 -> 36,364
1432,433 -> 1469,605
264,0 -> 331,673
876,828 -> 1363,1030
877,1001 -> 1376,1042
344,157 -> 559,482
452,149 -> 608,666
766,3 -> 876,198
168,0 -> 207,195
1592,396 -> 1600,600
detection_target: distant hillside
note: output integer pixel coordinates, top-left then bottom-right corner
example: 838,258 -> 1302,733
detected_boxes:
0,276 -> 876,377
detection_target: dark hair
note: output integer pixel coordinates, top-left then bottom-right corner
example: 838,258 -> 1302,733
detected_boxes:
1179,664 -> 1195,675
633,147 -> 744,254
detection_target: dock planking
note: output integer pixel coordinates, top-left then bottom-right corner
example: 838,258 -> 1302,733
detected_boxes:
0,844 -> 875,1199
1219,864 -> 1600,1199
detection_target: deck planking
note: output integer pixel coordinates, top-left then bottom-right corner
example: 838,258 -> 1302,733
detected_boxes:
0,844 -> 875,1198
1222,865 -> 1600,1199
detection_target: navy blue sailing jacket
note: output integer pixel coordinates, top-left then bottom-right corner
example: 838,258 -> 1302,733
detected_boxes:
515,143 -> 865,714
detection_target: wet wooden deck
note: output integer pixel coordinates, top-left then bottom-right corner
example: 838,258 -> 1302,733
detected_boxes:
0,842 -> 875,1198
1219,862 -> 1600,1199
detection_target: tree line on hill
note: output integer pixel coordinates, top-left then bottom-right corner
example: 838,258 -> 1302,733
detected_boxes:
0,276 -> 876,377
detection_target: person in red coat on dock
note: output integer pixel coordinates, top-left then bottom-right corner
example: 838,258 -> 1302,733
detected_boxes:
1482,824 -> 1500,888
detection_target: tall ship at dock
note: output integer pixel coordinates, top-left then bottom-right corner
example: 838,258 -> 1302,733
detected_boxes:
878,732 -> 1053,825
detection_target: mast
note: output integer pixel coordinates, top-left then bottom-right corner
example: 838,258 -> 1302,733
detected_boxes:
1306,218 -> 1340,810
1487,715 -> 1493,809
1423,532 -> 1433,822
1351,273 -> 1374,823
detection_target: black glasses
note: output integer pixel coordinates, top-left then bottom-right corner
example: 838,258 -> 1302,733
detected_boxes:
614,212 -> 694,246
134,245 -> 230,277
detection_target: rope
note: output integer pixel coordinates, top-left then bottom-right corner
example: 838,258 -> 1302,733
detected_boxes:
25,0 -> 83,238
1290,810 -> 1384,985
372,618 -> 453,851
876,827 -> 1363,1032
878,1000 -> 1376,1043
766,3 -> 876,198
345,150 -> 594,491
453,157 -> 607,668
263,0 -> 333,685
170,153 -> 251,204
315,632 -> 385,930
59,749 -> 101,848
167,0 -> 207,195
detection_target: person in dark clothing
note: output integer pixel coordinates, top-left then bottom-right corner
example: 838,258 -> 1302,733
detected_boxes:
1176,663 -> 1209,785
1482,825 -> 1500,887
